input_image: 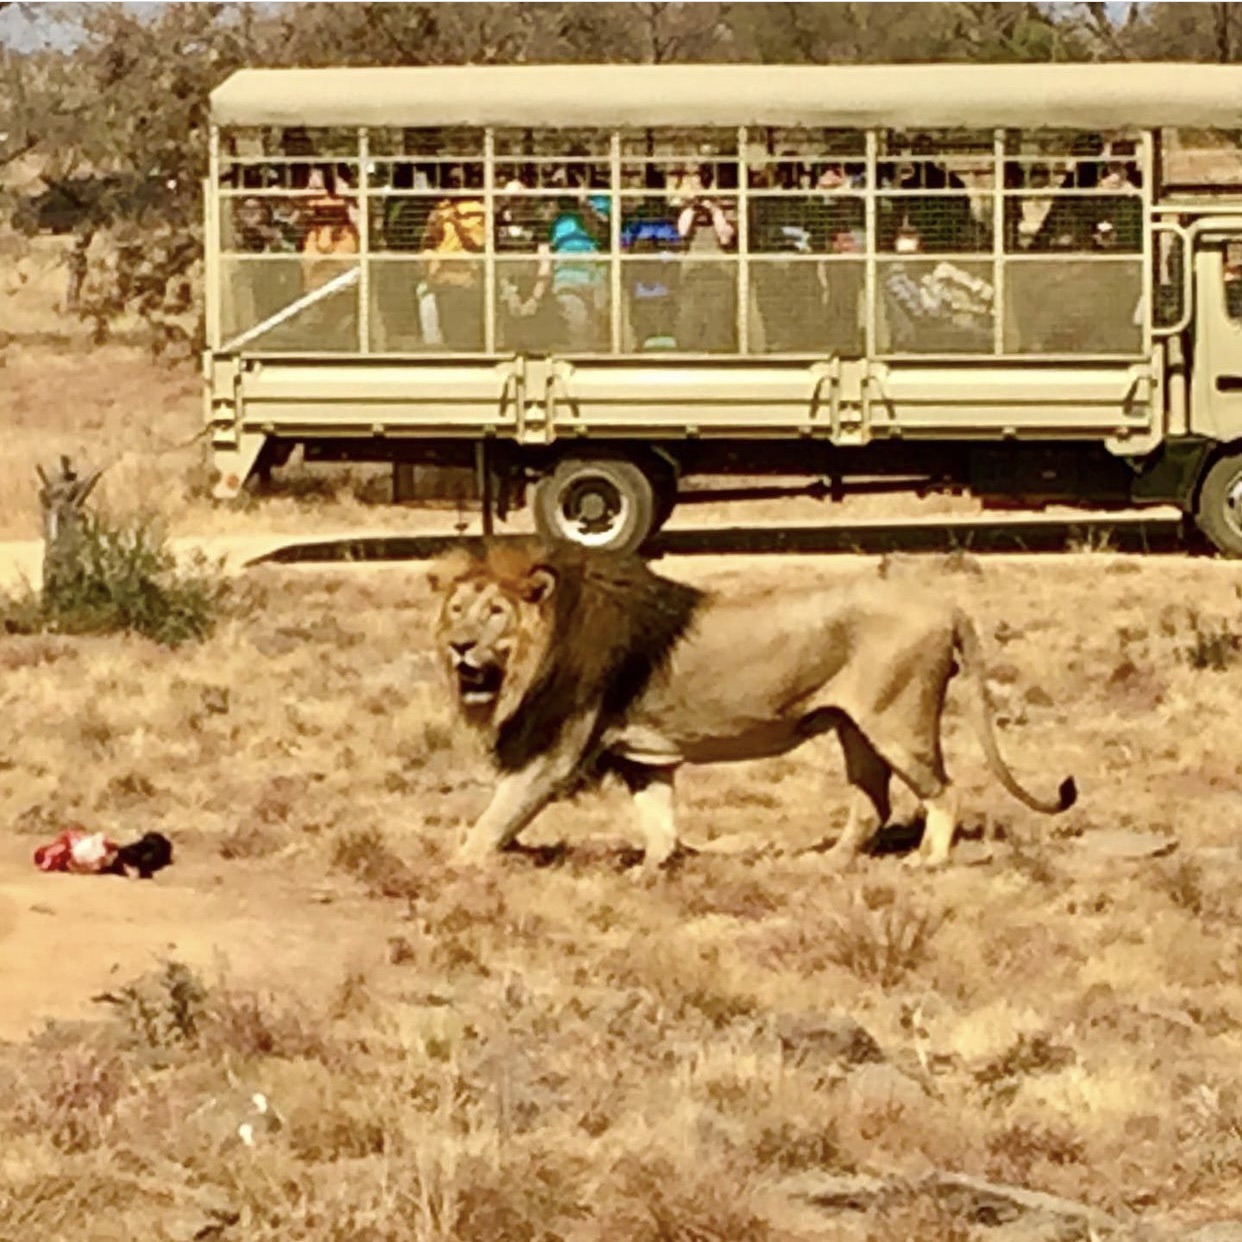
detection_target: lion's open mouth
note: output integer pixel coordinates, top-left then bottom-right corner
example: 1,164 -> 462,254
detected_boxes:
455,661 -> 503,705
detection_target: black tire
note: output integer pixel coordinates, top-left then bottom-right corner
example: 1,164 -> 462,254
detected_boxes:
651,468 -> 679,532
533,456 -> 657,554
1195,451 -> 1242,558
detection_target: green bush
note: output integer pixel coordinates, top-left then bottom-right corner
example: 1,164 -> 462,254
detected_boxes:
2,513 -> 229,647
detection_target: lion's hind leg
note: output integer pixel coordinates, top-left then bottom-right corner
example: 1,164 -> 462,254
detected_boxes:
866,736 -> 957,869
850,720 -> 958,868
826,718 -> 892,868
916,785 -> 960,869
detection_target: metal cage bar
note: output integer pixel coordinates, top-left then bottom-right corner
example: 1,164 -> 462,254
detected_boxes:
864,128 -> 878,359
1140,128 -> 1155,357
610,131 -> 622,354
992,127 -> 1005,357
484,128 -> 497,355
737,125 -> 749,355
358,126 -> 370,354
207,125 -> 222,351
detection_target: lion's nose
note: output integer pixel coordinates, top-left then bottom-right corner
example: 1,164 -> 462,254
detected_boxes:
450,640 -> 475,659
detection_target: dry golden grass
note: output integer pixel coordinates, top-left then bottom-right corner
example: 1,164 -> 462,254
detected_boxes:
0,546 -> 1239,1241
3,296 -> 1242,1238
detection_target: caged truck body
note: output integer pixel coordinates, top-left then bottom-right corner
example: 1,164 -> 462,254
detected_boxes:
206,62 -> 1242,554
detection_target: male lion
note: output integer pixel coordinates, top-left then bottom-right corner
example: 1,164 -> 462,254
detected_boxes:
430,539 -> 1076,874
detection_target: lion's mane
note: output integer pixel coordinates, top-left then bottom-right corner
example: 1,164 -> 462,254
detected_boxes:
487,542 -> 705,773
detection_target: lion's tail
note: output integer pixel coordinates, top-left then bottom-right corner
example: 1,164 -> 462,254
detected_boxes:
952,609 -> 1077,816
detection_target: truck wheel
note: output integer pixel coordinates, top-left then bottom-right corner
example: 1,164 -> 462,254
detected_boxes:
652,471 -> 679,531
1195,452 -> 1242,558
533,457 -> 657,554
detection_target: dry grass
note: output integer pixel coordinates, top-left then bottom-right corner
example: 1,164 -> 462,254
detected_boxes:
0,548 -> 1240,1241
2,315 -> 1242,1238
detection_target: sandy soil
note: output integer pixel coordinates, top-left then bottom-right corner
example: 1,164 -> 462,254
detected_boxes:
0,851 -> 386,1043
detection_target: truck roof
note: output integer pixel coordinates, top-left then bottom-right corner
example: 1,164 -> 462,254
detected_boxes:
211,62 -> 1242,132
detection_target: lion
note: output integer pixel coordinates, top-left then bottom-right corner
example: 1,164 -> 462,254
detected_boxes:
429,539 -> 1076,874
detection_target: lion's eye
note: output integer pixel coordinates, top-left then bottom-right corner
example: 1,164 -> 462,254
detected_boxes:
488,603 -> 505,618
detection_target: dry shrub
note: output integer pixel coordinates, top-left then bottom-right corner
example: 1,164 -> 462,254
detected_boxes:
417,866 -> 512,932
751,1116 -> 843,1173
1004,832 -> 1059,886
12,1048 -> 126,1153
407,1141 -> 592,1242
983,921 -> 1081,981
252,773 -> 304,825
1181,1082 -> 1242,1189
287,1101 -> 389,1162
207,988 -> 334,1063
216,1162 -> 422,1242
598,1153 -> 774,1242
1181,609 -> 1242,671
1104,656 -> 1166,711
332,825 -> 422,900
985,1119 -> 1086,1185
94,960 -> 334,1064
681,983 -> 759,1030
0,1168 -> 158,1242
0,635 -> 79,670
974,1033 -> 1076,1105
1151,856 -> 1232,922
614,939 -> 761,1029
95,958 -> 207,1048
11,800 -> 72,836
662,859 -> 782,922
825,884 -> 945,987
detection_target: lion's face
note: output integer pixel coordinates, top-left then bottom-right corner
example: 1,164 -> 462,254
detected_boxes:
430,545 -> 558,727
438,577 -> 522,712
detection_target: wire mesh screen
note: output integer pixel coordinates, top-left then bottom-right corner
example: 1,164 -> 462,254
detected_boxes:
221,257 -> 359,352
877,259 -> 995,354
213,123 -> 1158,358
1005,260 -> 1143,354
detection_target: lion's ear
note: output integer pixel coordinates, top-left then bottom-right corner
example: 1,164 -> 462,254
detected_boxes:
521,566 -> 557,605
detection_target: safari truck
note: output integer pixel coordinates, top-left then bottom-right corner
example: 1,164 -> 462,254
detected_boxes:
205,63 -> 1242,554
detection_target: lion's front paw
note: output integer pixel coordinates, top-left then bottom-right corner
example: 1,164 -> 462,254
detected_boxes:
456,840 -> 497,867
822,845 -> 861,873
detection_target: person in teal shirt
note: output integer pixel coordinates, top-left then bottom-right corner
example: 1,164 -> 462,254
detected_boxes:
548,195 -> 607,351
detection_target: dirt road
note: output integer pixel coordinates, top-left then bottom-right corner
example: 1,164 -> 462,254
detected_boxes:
0,847 -> 384,1043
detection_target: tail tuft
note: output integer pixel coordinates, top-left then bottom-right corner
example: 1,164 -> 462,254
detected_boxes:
1057,776 -> 1078,812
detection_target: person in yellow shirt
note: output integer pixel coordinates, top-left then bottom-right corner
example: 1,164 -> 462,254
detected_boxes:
420,165 -> 486,351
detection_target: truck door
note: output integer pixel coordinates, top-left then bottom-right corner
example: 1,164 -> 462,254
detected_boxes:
1191,235 -> 1242,444
1188,231 -> 1242,555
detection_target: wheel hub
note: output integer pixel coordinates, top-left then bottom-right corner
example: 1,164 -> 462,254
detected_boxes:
577,492 -> 608,522
559,477 -> 629,545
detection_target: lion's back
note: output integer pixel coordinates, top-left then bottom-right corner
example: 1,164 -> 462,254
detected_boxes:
630,576 -> 960,735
